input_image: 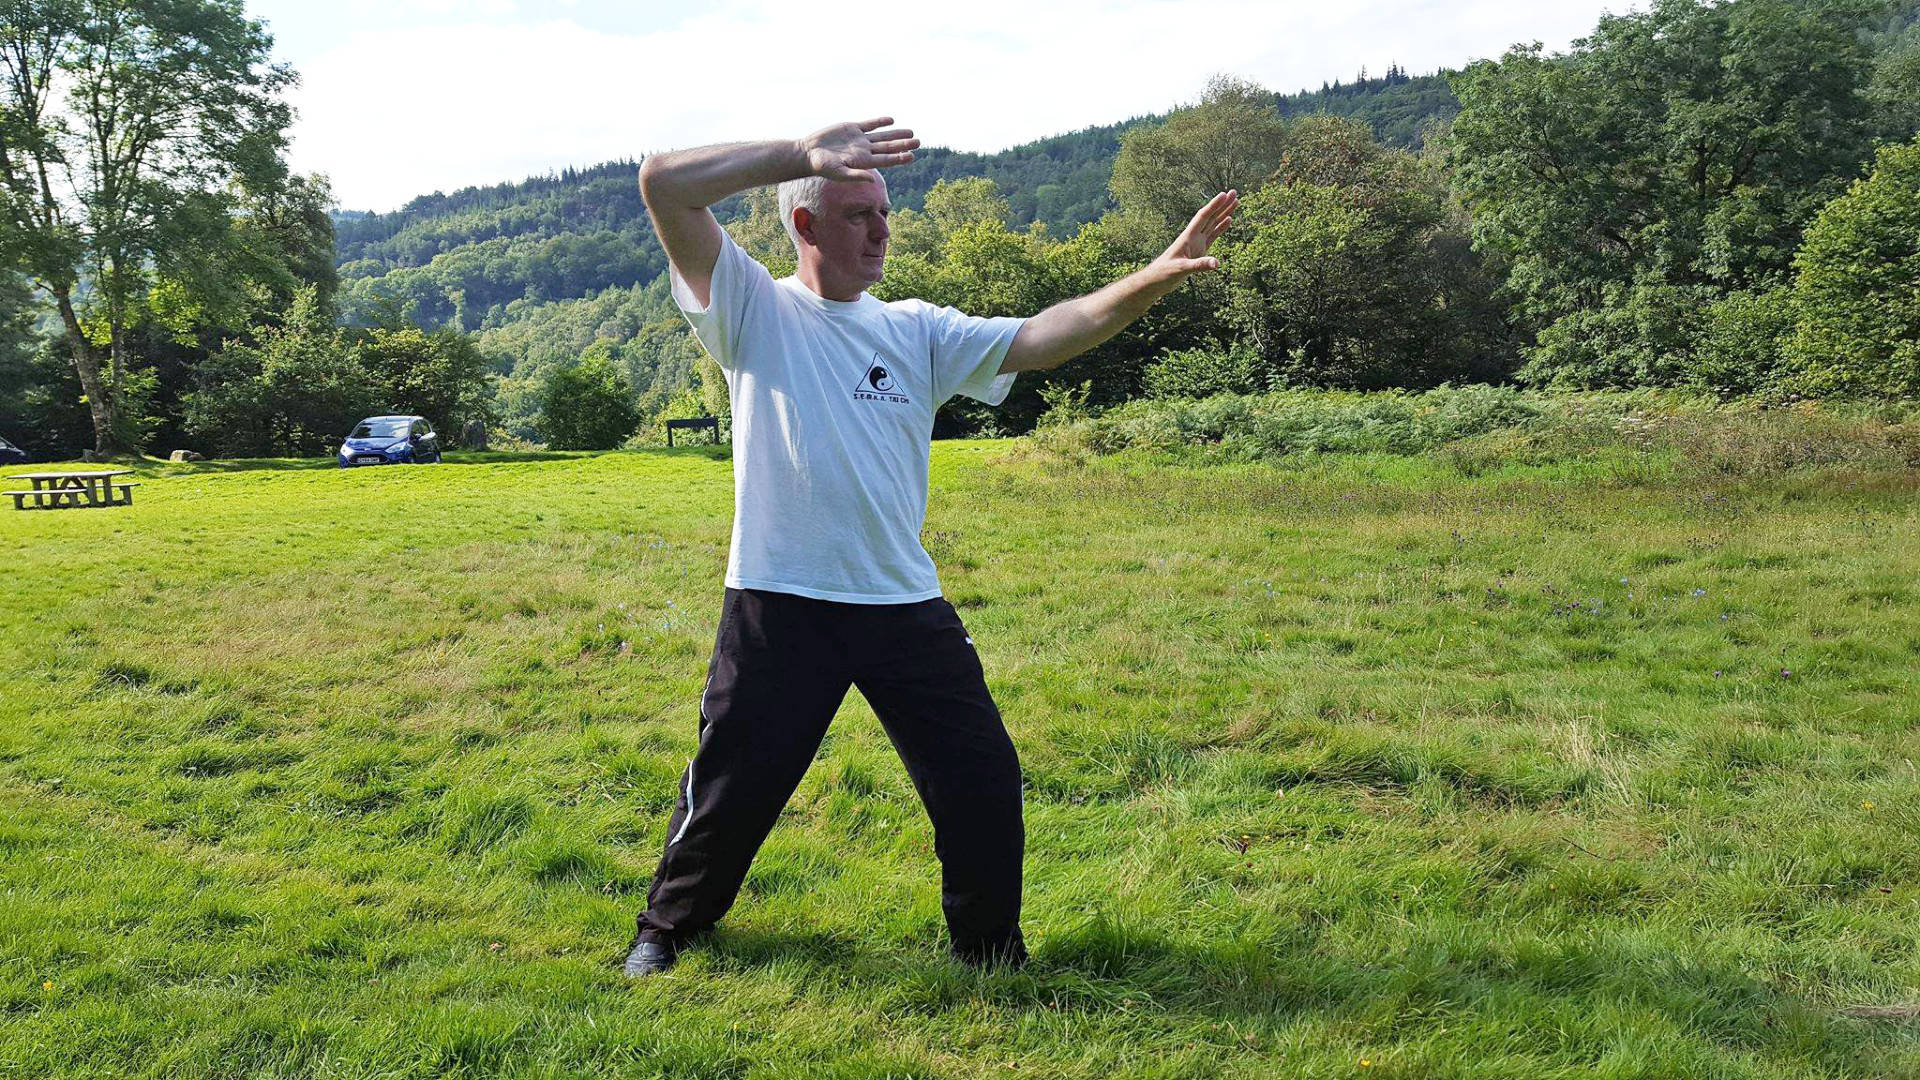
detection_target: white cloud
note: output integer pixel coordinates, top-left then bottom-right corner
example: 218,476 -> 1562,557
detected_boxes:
286,0 -> 1631,210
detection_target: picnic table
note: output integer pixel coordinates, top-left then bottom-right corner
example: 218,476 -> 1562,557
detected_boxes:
666,416 -> 722,447
6,469 -> 139,510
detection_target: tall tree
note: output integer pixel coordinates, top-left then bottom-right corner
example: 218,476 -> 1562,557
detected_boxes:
0,0 -> 294,454
1109,75 -> 1289,230
1448,0 -> 1880,386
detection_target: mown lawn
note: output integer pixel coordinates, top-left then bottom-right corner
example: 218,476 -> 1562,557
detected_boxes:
3,439 -> 1918,1078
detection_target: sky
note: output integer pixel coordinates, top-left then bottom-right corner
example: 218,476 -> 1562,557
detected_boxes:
246,0 -> 1639,213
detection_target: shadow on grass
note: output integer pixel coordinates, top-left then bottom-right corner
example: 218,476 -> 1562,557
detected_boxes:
673,917 -> 1895,1072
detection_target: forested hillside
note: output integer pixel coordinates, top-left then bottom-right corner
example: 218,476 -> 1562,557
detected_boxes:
328,72 -> 1464,440
334,72 -> 1451,328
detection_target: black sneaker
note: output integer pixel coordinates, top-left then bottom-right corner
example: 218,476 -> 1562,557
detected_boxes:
623,939 -> 678,977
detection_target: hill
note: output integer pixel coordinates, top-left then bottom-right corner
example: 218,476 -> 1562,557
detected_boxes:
330,73 -> 1460,336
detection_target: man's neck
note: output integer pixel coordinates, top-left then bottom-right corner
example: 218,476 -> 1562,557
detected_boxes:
796,262 -> 867,303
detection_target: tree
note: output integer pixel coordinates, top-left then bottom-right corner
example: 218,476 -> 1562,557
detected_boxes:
181,285 -> 369,456
1215,117 -> 1513,388
1109,75 -> 1288,229
539,344 -> 639,450
725,185 -> 795,276
1785,136 -> 1920,396
357,323 -> 496,444
0,0 -> 297,454
0,269 -> 88,448
1449,0 -> 1881,387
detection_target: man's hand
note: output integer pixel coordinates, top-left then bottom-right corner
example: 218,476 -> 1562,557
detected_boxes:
639,116 -> 918,308
802,118 -> 921,181
1000,190 -> 1240,373
1147,189 -> 1238,286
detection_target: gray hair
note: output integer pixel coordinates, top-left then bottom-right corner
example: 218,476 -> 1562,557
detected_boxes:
776,170 -> 887,256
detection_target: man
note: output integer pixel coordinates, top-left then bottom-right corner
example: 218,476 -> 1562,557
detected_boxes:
624,116 -> 1235,976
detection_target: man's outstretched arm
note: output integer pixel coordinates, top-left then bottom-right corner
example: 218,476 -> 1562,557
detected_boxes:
637,118 -> 921,307
1000,190 -> 1238,373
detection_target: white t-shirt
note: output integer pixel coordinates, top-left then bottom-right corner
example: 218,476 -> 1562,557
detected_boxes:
670,232 -> 1023,603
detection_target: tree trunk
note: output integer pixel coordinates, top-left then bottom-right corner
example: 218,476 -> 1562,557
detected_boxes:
53,286 -> 125,456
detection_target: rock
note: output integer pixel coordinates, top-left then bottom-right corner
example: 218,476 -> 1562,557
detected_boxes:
168,449 -> 203,463
463,418 -> 489,451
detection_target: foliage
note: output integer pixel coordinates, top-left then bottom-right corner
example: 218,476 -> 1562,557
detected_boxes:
183,287 -> 497,456
1449,0 -> 1882,387
182,287 -> 372,456
358,324 -> 498,443
1109,76 -> 1290,229
1214,116 -> 1513,389
862,178 -> 1156,432
1867,1 -> 1920,138
538,344 -> 641,450
1688,283 -> 1798,398
0,0 -> 302,453
1518,281 -> 1715,389
475,278 -> 704,442
1277,69 -> 1461,148
1142,341 -> 1269,398
0,274 -> 86,451
724,186 -> 796,277
1036,384 -> 1551,458
341,227 -> 664,331
1784,136 -> 1920,397
1029,384 -> 1920,476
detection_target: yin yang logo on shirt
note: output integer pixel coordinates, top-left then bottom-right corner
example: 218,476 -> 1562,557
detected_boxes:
850,352 -> 910,404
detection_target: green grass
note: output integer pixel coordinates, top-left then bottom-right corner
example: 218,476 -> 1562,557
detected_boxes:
3,434 -> 1918,1078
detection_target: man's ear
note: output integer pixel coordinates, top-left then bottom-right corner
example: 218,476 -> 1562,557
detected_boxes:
792,207 -> 815,248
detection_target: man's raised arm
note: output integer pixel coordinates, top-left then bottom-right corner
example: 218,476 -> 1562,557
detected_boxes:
1000,190 -> 1239,373
637,118 -> 921,307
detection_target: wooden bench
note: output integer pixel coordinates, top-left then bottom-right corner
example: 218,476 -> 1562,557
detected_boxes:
666,416 -> 722,447
6,480 -> 138,510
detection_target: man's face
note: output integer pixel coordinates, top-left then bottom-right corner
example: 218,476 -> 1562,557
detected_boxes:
800,172 -> 890,288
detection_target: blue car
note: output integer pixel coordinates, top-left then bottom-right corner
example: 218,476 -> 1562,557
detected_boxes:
0,435 -> 26,466
337,415 -> 442,468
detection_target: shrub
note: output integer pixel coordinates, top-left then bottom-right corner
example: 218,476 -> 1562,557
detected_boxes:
1142,342 -> 1268,398
1785,136 -> 1920,398
538,346 -> 640,450
1688,284 -> 1798,399
1025,385 -> 1919,477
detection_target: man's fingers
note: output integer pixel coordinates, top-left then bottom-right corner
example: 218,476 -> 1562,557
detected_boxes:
868,137 -> 920,155
866,128 -> 914,144
857,116 -> 896,132
850,150 -> 916,169
1183,193 -> 1235,237
1198,191 -> 1238,228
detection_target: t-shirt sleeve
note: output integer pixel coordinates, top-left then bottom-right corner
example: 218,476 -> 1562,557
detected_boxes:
669,231 -> 775,371
925,304 -> 1025,407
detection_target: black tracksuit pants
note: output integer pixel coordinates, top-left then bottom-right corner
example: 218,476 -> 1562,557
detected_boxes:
633,587 -> 1026,963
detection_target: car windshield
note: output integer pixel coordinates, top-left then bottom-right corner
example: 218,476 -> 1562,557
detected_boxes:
0,436 -> 15,450
352,420 -> 410,439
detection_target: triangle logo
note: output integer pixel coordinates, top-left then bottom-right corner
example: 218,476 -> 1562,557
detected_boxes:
850,352 -> 910,404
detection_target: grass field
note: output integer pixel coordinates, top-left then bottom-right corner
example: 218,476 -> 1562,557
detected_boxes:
4,432 -> 1919,1078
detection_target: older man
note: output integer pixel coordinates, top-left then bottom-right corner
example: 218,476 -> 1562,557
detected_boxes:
624,117 -> 1235,976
